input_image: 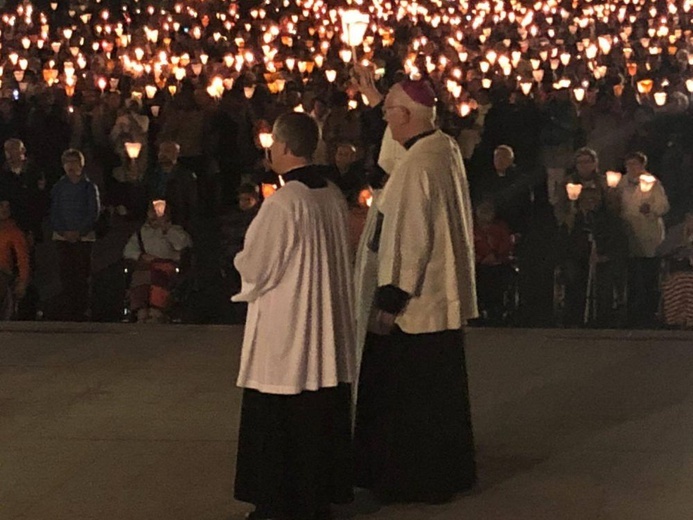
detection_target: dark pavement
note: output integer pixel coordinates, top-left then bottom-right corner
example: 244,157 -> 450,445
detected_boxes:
2,325 -> 693,519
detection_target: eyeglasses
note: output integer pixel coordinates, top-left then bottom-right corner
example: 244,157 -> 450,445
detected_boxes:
382,104 -> 408,114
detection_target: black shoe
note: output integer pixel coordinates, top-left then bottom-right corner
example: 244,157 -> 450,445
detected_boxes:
377,489 -> 454,505
422,491 -> 454,505
313,507 -> 334,520
246,507 -> 281,520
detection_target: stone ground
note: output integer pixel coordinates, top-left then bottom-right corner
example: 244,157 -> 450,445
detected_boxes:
2,324 -> 693,520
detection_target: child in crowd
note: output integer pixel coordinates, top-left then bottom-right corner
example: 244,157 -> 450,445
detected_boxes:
220,183 -> 260,323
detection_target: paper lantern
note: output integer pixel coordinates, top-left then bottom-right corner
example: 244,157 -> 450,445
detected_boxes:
566,183 -> 583,201
653,92 -> 667,106
341,10 -> 369,48
639,174 -> 656,193
606,171 -> 622,188
636,79 -> 654,95
124,142 -> 142,159
152,199 -> 166,217
259,133 -> 274,149
358,188 -> 373,208
261,183 -> 277,198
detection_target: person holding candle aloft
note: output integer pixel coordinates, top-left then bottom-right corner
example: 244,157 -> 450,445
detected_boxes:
144,141 -> 198,233
232,112 -> 355,520
557,185 -> 628,327
109,98 -> 149,187
353,79 -> 477,504
617,152 -> 669,327
554,147 -> 607,224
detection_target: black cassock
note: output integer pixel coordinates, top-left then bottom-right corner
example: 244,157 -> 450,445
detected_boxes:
354,327 -> 476,503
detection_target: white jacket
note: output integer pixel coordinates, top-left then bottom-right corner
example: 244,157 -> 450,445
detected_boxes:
123,223 -> 191,261
618,175 -> 669,258
375,129 -> 478,333
233,179 -> 356,395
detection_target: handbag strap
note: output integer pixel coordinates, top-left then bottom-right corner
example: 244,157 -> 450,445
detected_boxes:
137,230 -> 146,255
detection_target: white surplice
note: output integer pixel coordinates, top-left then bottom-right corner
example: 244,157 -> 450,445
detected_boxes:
375,129 -> 478,333
233,179 -> 356,395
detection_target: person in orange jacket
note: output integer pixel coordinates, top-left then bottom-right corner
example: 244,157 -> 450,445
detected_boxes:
0,195 -> 30,320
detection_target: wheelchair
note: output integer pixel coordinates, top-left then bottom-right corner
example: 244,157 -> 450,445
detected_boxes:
475,234 -> 522,326
121,249 -> 192,323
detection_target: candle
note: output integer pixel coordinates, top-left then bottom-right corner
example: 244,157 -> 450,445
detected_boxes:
341,10 -> 369,48
566,183 -> 583,201
261,183 -> 277,199
152,199 -> 166,217
259,133 -> 274,149
606,171 -> 623,188
124,142 -> 142,160
639,174 -> 656,193
653,92 -> 667,106
358,188 -> 373,208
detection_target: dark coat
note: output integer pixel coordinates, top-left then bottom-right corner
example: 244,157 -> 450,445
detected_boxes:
145,163 -> 198,230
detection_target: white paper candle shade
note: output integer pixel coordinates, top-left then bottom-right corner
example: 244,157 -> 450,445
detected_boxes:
566,183 -> 583,201
606,171 -> 622,188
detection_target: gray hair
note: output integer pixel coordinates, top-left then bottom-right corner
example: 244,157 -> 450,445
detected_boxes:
3,138 -> 25,153
273,112 -> 319,160
390,83 -> 436,125
494,145 -> 515,160
158,141 -> 181,153
574,147 -> 598,162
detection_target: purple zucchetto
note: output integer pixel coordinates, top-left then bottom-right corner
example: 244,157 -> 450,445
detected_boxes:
400,79 -> 437,107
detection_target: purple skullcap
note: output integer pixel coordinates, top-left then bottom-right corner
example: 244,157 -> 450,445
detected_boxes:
399,79 -> 437,107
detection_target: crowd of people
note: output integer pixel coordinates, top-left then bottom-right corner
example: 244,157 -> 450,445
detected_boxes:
0,0 -> 692,326
0,0 -> 692,517
0,71 -> 691,327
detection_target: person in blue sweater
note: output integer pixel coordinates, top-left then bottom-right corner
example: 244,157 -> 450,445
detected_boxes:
50,149 -> 100,321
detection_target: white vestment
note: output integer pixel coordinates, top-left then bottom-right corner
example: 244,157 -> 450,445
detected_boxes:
365,129 -> 478,334
353,127 -> 406,375
233,179 -> 356,395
